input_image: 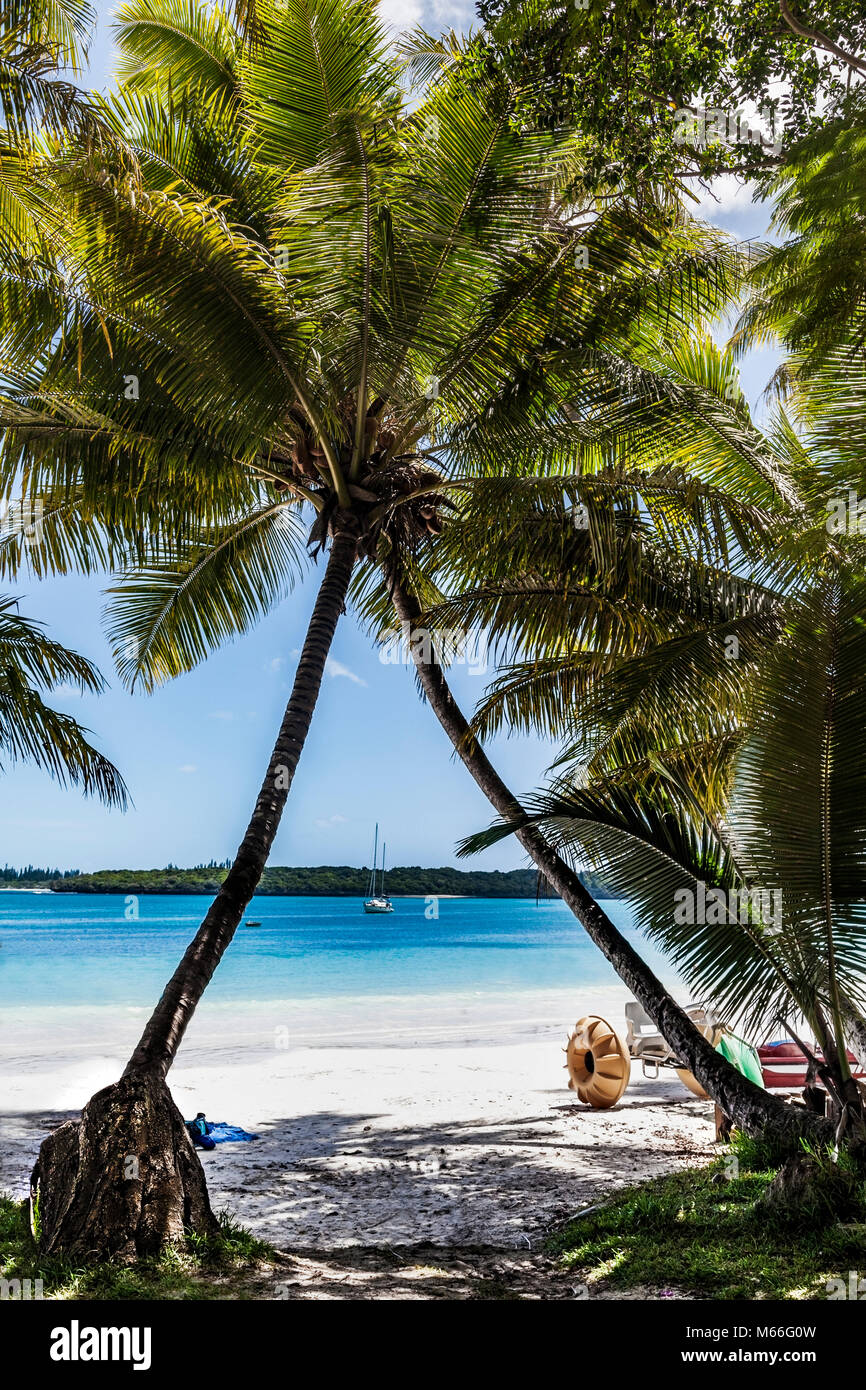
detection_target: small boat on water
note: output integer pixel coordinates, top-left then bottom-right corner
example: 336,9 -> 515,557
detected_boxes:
364,896 -> 393,913
244,920 -> 262,928
363,824 -> 393,914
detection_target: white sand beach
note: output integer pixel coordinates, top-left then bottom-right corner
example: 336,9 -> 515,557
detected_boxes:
0,988 -> 715,1263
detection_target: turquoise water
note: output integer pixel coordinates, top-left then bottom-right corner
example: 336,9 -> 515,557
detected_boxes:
0,891 -> 670,1011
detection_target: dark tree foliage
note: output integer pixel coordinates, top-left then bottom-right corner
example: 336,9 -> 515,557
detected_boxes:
735,92 -> 866,370
472,0 -> 866,191
48,864 -> 617,898
0,864 -> 80,882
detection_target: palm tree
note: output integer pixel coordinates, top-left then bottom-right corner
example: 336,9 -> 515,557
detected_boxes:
0,594 -> 127,803
733,96 -> 866,381
1,0 -> 102,143
438,340 -> 866,1146
384,564 -> 830,1143
0,3 -> 128,809
0,0 -> 769,1256
0,0 -> 123,267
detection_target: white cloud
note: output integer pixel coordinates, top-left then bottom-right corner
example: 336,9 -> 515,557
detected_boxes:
692,175 -> 760,219
315,813 -> 349,829
428,0 -> 475,28
178,764 -> 197,774
325,658 -> 367,686
208,710 -> 234,721
268,657 -> 285,672
377,0 -> 422,31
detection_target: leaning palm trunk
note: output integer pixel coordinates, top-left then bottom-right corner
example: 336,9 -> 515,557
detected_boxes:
389,571 -> 831,1144
31,522 -> 359,1259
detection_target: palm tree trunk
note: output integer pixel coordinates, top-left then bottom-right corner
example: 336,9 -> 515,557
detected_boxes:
388,568 -> 832,1144
124,519 -> 359,1079
31,519 -> 359,1259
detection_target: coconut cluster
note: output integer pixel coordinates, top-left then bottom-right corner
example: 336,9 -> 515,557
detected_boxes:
271,405 -> 449,551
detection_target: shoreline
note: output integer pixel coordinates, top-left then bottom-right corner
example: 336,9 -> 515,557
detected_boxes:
0,981 -> 655,1066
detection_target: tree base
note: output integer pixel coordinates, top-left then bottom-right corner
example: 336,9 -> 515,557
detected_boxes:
31,1071 -> 218,1261
757,1148 -> 866,1227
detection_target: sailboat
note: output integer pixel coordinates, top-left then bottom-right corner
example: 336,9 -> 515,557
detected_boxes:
363,824 -> 394,914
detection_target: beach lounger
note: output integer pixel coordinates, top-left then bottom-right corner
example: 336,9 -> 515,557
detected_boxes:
625,1000 -> 722,1081
624,1001 -> 670,1070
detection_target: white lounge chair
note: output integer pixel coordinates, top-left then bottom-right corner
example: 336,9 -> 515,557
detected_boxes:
625,1000 -> 722,1079
624,1000 -> 670,1072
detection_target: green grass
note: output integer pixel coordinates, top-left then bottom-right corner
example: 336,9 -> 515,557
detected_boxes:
0,1194 -> 277,1300
548,1153 -> 866,1300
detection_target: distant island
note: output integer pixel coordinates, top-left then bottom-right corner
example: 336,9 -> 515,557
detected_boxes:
3,862 -> 617,898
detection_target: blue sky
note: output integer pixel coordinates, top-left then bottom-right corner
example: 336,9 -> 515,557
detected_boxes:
1,3 -> 780,873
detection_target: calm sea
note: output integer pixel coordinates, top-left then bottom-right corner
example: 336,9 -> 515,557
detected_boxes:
0,891 -> 676,1013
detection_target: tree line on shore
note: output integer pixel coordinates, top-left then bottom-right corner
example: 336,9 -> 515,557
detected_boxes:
42,864 -> 615,898
0,864 -> 81,883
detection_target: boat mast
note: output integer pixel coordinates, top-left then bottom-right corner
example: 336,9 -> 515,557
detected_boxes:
381,841 -> 387,899
368,824 -> 379,898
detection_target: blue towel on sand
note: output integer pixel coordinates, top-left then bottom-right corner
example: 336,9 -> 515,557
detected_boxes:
206,1121 -> 259,1143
